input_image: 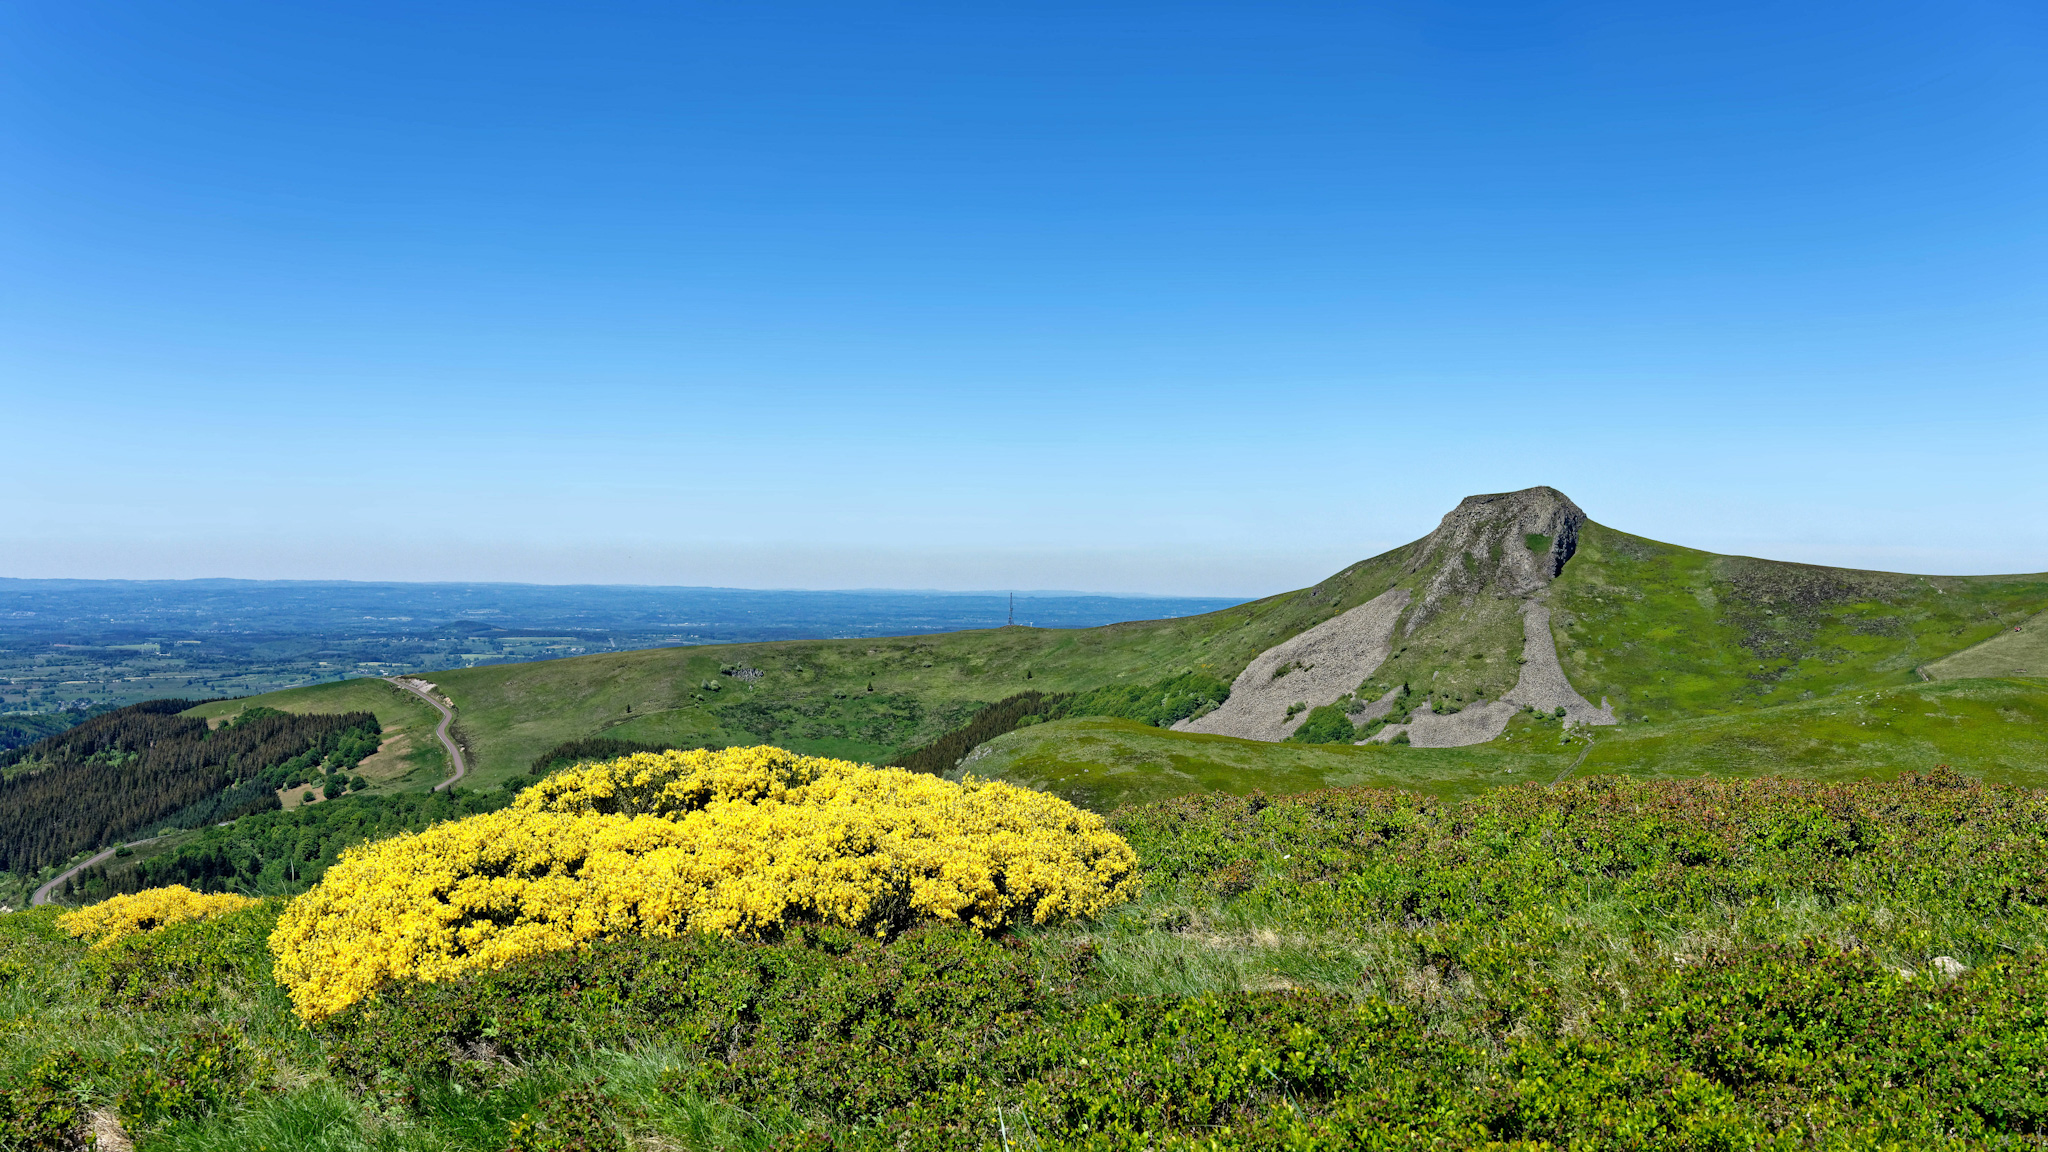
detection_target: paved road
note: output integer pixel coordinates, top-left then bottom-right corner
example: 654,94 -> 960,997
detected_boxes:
386,677 -> 468,790
31,837 -> 158,907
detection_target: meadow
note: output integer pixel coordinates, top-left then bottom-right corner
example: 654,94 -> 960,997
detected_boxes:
10,755 -> 2048,1149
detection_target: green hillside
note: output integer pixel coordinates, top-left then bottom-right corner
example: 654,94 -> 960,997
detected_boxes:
1926,607 -> 2048,680
390,543 -> 1426,788
184,677 -> 450,793
1551,523 -> 2046,719
183,497 -> 2048,798
963,677 -> 2048,811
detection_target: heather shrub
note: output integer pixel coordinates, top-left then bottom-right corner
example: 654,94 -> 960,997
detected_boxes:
503,1081 -> 631,1152
272,746 -> 1138,1019
319,922 -> 1093,1120
116,1026 -> 252,1131
0,1050 -> 107,1152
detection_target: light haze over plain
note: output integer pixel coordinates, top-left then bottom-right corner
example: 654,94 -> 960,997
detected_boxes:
4,1 -> 2043,596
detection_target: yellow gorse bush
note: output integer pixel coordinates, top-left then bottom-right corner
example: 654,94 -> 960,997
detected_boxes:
59,884 -> 261,948
271,746 -> 1138,1020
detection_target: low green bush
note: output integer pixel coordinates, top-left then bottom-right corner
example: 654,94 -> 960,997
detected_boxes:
321,922 -> 1094,1119
79,899 -> 280,1011
0,1050 -> 106,1152
23,767 -> 2048,1148
117,1027 -> 252,1132
1058,672 -> 1231,729
1286,704 -> 1356,745
503,1081 -> 632,1152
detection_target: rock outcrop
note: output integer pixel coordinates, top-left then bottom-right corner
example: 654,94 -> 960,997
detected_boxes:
1401,486 -> 1585,635
1193,486 -> 1618,749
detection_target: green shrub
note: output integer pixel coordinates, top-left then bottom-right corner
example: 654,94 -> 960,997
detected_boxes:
1286,705 -> 1356,745
323,923 -> 1094,1120
503,1081 -> 630,1152
117,1027 -> 251,1131
1059,672 -> 1231,729
80,899 -> 280,1011
0,1050 -> 106,1152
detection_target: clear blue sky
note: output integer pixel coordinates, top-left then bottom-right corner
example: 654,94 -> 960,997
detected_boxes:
4,1 -> 2043,595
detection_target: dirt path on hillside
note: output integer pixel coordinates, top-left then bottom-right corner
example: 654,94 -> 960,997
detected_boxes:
1176,588 -> 1410,742
31,837 -> 158,907
387,677 -> 468,790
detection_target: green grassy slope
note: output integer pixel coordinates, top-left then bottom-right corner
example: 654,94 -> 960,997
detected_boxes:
1576,676 -> 2048,784
954,716 -> 1574,809
964,678 -> 2048,812
1926,608 -> 2048,680
419,545 -> 1423,786
182,678 -> 450,791
1550,522 -> 2048,720
197,514 -> 2048,792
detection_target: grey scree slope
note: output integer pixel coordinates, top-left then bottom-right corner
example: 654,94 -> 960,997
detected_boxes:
1174,587 -> 1412,742
1183,486 -> 1622,748
1364,599 -> 1616,747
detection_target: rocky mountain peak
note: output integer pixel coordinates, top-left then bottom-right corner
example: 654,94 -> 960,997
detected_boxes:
1402,486 -> 1586,634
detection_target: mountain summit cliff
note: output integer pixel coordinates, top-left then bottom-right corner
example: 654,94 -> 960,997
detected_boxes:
1404,486 -> 1586,634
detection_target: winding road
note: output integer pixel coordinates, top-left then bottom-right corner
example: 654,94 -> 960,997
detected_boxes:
31,837 -> 158,907
387,677 -> 468,790
29,681 -> 467,908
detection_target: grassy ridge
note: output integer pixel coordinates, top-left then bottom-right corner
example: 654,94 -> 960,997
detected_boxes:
184,520 -> 2046,792
959,716 -> 1573,809
418,548 -> 1417,787
1552,523 -> 2048,720
964,678 -> 2048,812
1577,676 -> 2048,784
183,679 -> 450,792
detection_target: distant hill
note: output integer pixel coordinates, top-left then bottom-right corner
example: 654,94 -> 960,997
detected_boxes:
182,487 -> 2048,804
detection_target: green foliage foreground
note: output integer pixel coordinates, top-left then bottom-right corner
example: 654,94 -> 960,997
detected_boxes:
9,768 -> 2048,1149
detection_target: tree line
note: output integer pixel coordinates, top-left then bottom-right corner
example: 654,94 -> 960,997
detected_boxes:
0,699 -> 380,875
67,788 -> 512,900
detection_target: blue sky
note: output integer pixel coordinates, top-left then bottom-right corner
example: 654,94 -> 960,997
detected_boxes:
4,1 -> 2043,595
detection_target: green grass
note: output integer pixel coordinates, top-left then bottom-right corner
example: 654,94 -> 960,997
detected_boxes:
422,547 -> 1422,786
21,773 -> 2048,1147
1927,608 -> 2048,681
1551,522 -> 2048,721
958,716 -> 1579,809
959,678 -> 2048,814
1577,676 -> 2048,785
182,678 -> 450,792
193,521 -> 2047,791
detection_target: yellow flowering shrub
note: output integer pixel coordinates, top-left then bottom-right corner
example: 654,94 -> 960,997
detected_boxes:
271,746 -> 1138,1020
59,885 -> 261,949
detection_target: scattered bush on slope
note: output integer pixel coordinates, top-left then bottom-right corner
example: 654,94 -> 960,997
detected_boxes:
271,745 -> 1139,1019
